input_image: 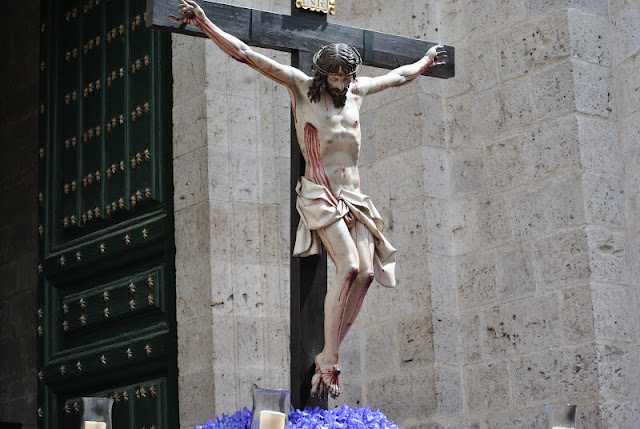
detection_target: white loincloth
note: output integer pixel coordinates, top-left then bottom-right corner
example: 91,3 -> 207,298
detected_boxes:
293,176 -> 396,288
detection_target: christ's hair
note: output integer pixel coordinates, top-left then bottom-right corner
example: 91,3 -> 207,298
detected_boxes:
307,43 -> 362,105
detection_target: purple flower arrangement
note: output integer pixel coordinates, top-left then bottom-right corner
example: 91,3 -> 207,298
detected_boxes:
196,404 -> 401,429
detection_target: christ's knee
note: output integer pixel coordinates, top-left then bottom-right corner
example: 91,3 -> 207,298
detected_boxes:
355,270 -> 374,289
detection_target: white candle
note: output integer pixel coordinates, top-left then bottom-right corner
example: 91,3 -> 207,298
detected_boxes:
83,422 -> 107,429
259,410 -> 285,429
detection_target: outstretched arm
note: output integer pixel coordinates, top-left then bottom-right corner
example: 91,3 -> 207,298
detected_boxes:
355,44 -> 447,96
171,0 -> 308,88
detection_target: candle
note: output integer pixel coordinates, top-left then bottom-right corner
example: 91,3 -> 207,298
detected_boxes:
83,422 -> 107,429
259,410 -> 285,429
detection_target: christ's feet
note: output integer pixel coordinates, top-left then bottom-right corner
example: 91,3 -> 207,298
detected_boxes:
310,352 -> 341,399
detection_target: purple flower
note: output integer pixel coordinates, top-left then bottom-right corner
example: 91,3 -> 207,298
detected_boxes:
197,405 -> 401,429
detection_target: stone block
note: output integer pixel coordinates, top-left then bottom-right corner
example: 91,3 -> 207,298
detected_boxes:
496,243 -> 536,301
263,265 -> 289,320
583,173 -> 626,227
456,251 -> 498,309
230,150 -> 260,203
573,60 -> 615,118
388,201 -> 429,259
228,96 -> 259,153
232,263 -> 265,318
568,9 -> 612,66
211,316 -> 235,369
578,115 -> 622,173
258,204 -> 280,264
172,34 -> 207,106
528,0 -> 607,16
498,12 -> 570,81
207,148 -> 232,203
204,41 -> 230,95
375,95 -> 426,159
531,114 -> 581,179
587,226 -> 631,285
425,197 -> 453,256
435,365 -> 463,416
366,370 -> 436,425
439,0 -> 466,44
359,111 -> 379,165
484,294 -> 562,359
488,410 -> 545,429
172,92 -> 208,159
178,316 -> 214,375
236,368 -> 268,409
428,254 -> 457,312
173,146 -> 208,211
468,35 -> 500,92
597,342 -> 640,400
451,193 -> 512,254
615,55 -> 640,119
208,201 -> 233,261
374,148 -> 426,207
610,2 -> 640,65
533,227 -> 590,291
236,318 -> 266,370
433,313 -> 463,365
464,0 -> 527,42
231,202 -> 262,263
532,61 -> 576,122
397,313 -> 434,369
600,400 -> 640,428
486,133 -> 533,193
463,360 -> 510,414
445,95 -> 472,149
510,175 -> 584,240
450,146 -> 486,196
363,321 -> 397,375
592,283 -> 638,342
205,92 -> 229,156
575,403 -> 604,429
510,343 -> 599,408
176,260 -> 212,323
422,147 -> 450,199
265,319 -> 289,374
471,79 -> 535,143
178,369 -> 216,427
560,286 -> 596,344
419,94 -> 446,148
410,0 -> 440,43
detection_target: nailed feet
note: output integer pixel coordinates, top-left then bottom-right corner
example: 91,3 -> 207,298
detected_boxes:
310,352 -> 341,399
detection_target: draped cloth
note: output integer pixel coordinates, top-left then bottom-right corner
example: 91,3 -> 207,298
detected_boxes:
293,176 -> 396,288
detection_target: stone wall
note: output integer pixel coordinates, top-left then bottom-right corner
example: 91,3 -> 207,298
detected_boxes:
0,0 -> 40,427
173,0 -> 640,428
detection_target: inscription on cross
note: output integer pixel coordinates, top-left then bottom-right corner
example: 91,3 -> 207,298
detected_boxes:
147,0 -> 454,410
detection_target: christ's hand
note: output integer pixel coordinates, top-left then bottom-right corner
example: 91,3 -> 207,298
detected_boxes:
169,0 -> 206,25
426,44 -> 447,67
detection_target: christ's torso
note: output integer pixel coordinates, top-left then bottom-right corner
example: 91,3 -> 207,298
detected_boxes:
293,81 -> 363,196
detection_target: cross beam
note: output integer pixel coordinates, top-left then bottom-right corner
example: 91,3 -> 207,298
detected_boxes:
147,0 -> 455,78
147,0 -> 454,410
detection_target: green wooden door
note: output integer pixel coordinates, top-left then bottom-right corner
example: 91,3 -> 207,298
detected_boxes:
37,0 -> 177,427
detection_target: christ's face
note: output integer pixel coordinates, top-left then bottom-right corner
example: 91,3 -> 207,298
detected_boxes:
326,73 -> 352,96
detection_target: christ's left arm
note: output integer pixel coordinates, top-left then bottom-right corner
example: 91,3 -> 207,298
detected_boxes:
355,44 -> 447,96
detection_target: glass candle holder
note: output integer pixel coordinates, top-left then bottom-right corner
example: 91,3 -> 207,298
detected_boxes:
250,389 -> 290,429
81,397 -> 113,429
545,404 -> 577,429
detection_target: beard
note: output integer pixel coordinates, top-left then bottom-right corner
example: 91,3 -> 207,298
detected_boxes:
326,87 -> 347,108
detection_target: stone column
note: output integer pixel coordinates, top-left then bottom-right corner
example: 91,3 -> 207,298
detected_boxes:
172,2 -> 291,426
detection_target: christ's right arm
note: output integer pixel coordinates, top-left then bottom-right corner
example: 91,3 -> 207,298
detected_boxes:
171,0 -> 308,90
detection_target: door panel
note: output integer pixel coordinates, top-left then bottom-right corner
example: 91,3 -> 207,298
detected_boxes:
37,0 -> 176,427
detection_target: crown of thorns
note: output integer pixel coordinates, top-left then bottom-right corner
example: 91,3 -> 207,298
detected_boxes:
312,44 -> 362,76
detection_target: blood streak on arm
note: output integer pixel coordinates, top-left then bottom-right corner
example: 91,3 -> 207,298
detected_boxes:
194,16 -> 299,121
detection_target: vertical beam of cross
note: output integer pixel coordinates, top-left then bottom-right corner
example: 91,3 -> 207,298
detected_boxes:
289,5 -> 328,411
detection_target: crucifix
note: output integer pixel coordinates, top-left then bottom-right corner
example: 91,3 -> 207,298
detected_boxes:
147,0 -> 454,410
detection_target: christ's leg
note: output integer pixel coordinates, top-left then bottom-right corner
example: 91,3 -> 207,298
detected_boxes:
339,221 -> 375,346
310,218 -> 359,399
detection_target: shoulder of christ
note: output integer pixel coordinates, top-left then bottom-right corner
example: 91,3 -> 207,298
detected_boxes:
146,0 -> 455,79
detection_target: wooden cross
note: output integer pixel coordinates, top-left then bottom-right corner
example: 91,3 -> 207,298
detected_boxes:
147,0 -> 454,410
